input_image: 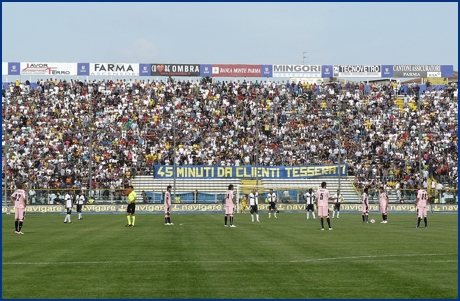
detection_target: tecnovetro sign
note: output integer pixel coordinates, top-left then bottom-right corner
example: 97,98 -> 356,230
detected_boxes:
333,65 -> 381,77
272,65 -> 322,78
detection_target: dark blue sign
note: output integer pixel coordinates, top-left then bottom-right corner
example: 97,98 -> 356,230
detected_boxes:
321,65 -> 333,78
139,64 -> 151,76
381,65 -> 393,77
441,65 -> 454,78
8,62 -> 20,75
77,63 -> 90,76
261,65 -> 272,77
200,64 -> 212,77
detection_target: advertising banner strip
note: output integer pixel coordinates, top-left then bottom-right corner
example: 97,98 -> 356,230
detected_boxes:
90,63 -> 139,76
2,203 -> 457,214
392,65 -> 441,78
333,65 -> 381,78
154,164 -> 348,179
211,64 -> 263,77
260,65 -> 273,77
7,62 -> 20,76
20,62 -> 76,76
272,65 -> 322,78
150,63 -> 200,77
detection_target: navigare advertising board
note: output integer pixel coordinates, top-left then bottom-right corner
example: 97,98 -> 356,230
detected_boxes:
210,64 -> 265,77
89,63 -> 139,76
333,65 -> 381,77
148,64 -> 201,77
20,62 -> 76,76
272,65 -> 322,78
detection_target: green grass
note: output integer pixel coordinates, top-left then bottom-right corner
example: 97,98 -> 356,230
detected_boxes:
2,212 -> 458,299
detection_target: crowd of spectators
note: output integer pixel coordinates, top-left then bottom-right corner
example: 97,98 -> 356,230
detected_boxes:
2,76 -> 458,202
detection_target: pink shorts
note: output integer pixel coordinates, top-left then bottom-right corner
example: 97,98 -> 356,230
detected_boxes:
164,205 -> 170,216
225,205 -> 234,215
317,206 -> 329,218
379,206 -> 387,214
15,208 -> 25,221
417,206 -> 427,218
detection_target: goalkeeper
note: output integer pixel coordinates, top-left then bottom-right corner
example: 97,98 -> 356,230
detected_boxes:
332,189 -> 344,218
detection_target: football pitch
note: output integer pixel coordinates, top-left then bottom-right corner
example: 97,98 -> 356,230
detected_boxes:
2,212 -> 458,299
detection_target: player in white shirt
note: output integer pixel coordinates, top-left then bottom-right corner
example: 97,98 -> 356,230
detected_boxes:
332,189 -> 344,218
63,190 -> 75,224
75,191 -> 87,220
303,188 -> 316,220
248,188 -> 260,222
267,189 -> 277,218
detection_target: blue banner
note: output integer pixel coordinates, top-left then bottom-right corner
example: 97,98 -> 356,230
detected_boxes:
381,65 -> 393,77
77,63 -> 89,76
139,64 -> 151,76
154,164 -> 348,179
441,65 -> 454,78
321,65 -> 333,78
261,65 -> 273,77
200,64 -> 212,77
8,62 -> 20,75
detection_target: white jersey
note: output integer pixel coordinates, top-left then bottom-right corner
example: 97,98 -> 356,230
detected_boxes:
303,192 -> 315,205
267,192 -> 277,203
248,192 -> 259,206
64,193 -> 74,208
333,193 -> 343,204
76,195 -> 85,205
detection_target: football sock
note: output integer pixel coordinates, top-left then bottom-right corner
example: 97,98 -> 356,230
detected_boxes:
337,212 -> 339,218
256,214 -> 259,221
274,212 -> 277,218
127,216 -> 131,225
224,216 -> 228,225
251,215 -> 254,222
362,215 -> 365,222
132,216 -> 136,226
79,213 -> 82,219
18,221 -> 23,232
424,217 -> 427,227
312,212 -> 315,219
417,217 -> 421,227
365,215 -> 368,222
384,215 -> 387,221
15,221 -> 18,231
382,214 -> 385,221
320,218 -> 324,228
306,212 -> 309,219
167,217 -> 171,224
326,218 -> 331,228
165,217 -> 168,224
230,216 -> 233,225
67,214 -> 71,223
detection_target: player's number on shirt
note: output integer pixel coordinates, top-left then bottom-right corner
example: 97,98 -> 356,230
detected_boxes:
421,192 -> 427,200
319,193 -> 324,200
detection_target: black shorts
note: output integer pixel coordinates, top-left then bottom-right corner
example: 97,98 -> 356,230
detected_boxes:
334,203 -> 341,211
66,208 -> 72,214
250,205 -> 258,214
127,203 -> 136,214
269,202 -> 276,210
77,204 -> 83,213
306,204 -> 314,211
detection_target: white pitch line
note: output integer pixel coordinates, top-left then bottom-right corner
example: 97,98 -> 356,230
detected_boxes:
3,253 -> 457,265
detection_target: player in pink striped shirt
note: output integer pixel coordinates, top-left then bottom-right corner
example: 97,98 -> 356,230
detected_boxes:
379,186 -> 389,223
415,184 -> 429,228
10,182 -> 27,234
315,182 -> 335,230
224,184 -> 236,227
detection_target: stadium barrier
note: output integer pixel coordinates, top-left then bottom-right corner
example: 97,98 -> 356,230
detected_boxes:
2,188 -> 457,214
